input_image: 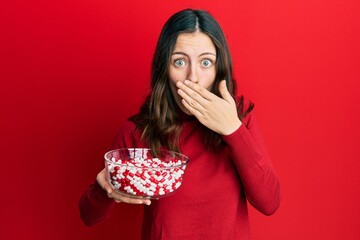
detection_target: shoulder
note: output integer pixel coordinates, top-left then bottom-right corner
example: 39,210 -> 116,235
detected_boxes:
113,119 -> 136,138
111,119 -> 145,149
121,119 -> 137,131
235,95 -> 254,113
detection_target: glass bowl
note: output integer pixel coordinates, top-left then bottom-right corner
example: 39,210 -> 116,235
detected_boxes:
104,148 -> 189,199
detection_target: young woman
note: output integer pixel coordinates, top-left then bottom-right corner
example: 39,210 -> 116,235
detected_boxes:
79,9 -> 281,240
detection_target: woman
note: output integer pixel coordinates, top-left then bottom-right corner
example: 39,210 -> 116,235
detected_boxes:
79,9 -> 281,240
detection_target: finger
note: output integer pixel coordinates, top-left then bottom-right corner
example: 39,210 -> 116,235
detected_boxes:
219,80 -> 233,103
97,168 -> 113,194
102,181 -> 113,194
184,80 -> 214,100
177,80 -> 213,100
122,196 -> 151,206
112,192 -> 151,205
176,80 -> 211,113
177,88 -> 206,114
180,97 -> 203,118
176,81 -> 202,104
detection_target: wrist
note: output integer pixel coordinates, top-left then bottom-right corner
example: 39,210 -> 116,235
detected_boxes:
222,119 -> 242,136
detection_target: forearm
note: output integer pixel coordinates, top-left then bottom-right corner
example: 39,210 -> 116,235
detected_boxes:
79,181 -> 115,226
222,118 -> 281,215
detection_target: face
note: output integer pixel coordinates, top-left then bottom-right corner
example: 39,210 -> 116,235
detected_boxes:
168,31 -> 217,115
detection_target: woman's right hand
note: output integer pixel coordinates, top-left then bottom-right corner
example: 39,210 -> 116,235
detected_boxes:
96,168 -> 151,205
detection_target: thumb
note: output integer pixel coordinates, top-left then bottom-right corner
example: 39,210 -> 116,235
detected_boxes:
219,80 -> 233,102
97,169 -> 113,194
102,181 -> 113,194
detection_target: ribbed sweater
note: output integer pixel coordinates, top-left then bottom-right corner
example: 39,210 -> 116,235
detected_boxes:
79,98 -> 281,240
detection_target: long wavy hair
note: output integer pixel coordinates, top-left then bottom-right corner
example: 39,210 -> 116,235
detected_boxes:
130,9 -> 253,155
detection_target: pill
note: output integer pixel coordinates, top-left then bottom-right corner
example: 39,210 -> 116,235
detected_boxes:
107,154 -> 187,198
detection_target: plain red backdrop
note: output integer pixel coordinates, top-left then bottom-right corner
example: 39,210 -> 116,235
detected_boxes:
1,0 -> 359,239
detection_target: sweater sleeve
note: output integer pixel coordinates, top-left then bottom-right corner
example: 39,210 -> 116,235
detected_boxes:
79,181 -> 116,226
79,120 -> 143,226
222,102 -> 281,216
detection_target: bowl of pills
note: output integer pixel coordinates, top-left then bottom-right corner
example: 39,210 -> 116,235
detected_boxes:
104,148 -> 189,199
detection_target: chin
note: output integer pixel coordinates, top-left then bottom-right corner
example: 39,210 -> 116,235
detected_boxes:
182,109 -> 192,115
177,103 -> 192,115
173,94 -> 192,115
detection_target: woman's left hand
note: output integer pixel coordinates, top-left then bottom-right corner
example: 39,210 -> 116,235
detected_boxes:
176,79 -> 242,135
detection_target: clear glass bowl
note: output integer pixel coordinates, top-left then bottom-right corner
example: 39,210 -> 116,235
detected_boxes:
104,148 -> 189,199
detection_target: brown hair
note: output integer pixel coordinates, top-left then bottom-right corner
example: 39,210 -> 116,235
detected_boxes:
130,9 -> 253,155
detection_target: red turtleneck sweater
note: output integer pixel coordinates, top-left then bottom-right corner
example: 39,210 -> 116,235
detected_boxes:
79,99 -> 281,240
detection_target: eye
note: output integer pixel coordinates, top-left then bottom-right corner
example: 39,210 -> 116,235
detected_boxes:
201,59 -> 213,68
174,59 -> 187,67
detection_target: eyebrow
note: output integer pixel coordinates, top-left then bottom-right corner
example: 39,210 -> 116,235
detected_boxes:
172,52 -> 216,57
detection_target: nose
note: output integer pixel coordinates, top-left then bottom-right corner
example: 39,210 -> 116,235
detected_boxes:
187,64 -> 198,83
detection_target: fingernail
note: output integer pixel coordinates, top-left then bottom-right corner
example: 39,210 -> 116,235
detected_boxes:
145,201 -> 151,206
184,80 -> 189,85
176,81 -> 183,87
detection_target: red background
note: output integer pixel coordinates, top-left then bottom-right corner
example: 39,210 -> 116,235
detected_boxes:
1,0 -> 359,239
